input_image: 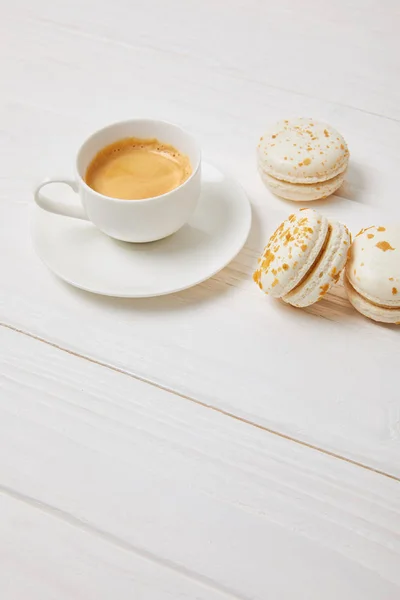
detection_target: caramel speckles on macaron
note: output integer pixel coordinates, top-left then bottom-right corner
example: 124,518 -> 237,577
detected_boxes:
345,224 -> 400,322
376,241 -> 395,252
253,209 -> 328,298
356,226 -> 374,237
319,284 -> 329,296
254,209 -> 350,308
261,249 -> 275,270
257,118 -> 349,201
252,269 -> 262,289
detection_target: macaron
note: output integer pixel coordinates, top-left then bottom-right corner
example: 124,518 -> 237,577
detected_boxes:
253,208 -> 351,307
257,118 -> 349,201
345,225 -> 400,324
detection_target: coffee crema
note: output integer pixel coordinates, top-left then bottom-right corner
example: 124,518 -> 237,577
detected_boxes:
85,137 -> 192,200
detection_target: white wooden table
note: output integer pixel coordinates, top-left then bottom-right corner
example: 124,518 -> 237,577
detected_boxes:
1,1 -> 400,597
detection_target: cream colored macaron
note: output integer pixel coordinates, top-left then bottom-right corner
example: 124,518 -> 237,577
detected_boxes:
257,118 -> 349,201
253,208 -> 351,307
345,225 -> 400,324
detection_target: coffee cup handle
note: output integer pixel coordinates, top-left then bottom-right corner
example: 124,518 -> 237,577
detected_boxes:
34,178 -> 88,220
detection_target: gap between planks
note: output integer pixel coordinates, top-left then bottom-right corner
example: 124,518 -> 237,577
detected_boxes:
2,321 -> 399,483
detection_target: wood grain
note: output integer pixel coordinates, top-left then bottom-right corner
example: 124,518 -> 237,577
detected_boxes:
2,199 -> 400,476
1,4 -> 400,594
0,493 -> 234,600
1,1 -> 400,477
1,326 -> 400,599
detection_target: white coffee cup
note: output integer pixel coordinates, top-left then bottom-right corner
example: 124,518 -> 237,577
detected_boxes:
34,119 -> 202,243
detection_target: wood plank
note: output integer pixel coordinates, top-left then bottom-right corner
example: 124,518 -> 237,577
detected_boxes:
3,0 -> 400,120
2,8 -> 400,210
2,197 -> 400,476
1,326 -> 400,599
0,492 -> 235,600
1,1 -> 400,476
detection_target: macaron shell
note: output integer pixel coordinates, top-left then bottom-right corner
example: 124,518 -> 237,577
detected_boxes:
344,276 -> 400,324
346,225 -> 400,307
259,169 -> 345,202
257,118 -> 349,184
254,209 -> 329,298
283,220 -> 351,308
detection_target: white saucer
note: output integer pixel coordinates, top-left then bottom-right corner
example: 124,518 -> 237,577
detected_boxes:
32,162 -> 251,297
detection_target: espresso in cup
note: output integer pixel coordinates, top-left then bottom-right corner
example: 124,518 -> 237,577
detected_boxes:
34,119 -> 201,242
85,137 -> 192,200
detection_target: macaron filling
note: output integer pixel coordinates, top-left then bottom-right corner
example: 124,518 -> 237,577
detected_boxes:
345,275 -> 400,310
283,225 -> 332,299
263,167 -> 347,187
345,225 -> 400,321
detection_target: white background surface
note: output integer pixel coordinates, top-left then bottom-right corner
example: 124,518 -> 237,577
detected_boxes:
1,1 -> 400,598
